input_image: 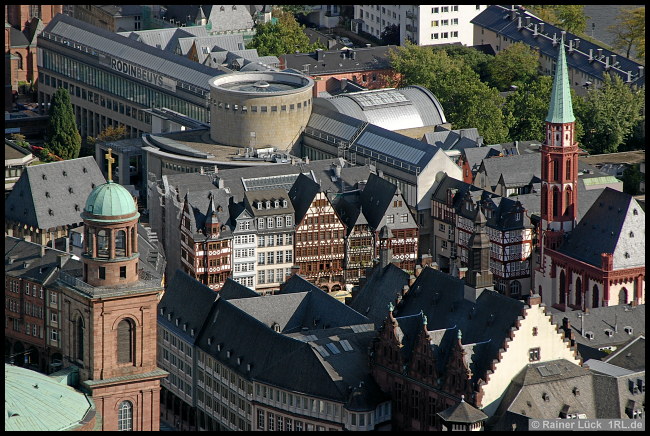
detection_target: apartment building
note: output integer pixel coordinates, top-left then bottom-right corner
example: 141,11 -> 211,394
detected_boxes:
354,5 -> 486,46
243,189 -> 294,293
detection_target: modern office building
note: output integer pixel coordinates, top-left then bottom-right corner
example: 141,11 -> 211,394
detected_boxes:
37,14 -> 224,139
354,5 -> 486,46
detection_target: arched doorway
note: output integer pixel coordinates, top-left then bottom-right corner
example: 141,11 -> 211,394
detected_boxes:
559,270 -> 566,304
592,285 -> 599,308
575,277 -> 582,309
619,287 -> 628,305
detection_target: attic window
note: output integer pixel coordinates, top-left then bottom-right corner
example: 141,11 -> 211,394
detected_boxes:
175,319 -> 179,326
62,171 -> 67,176
191,328 -> 195,337
69,187 -> 74,193
183,323 -> 188,331
207,337 -> 212,345
91,183 -> 96,189
532,327 -> 538,336
624,252 -> 630,258
624,326 -> 633,335
585,331 -> 594,340
274,200 -> 279,208
48,209 -> 54,216
573,387 -> 580,396
42,174 -> 47,180
266,200 -> 271,209
604,329 -> 614,337
633,209 -> 638,215
167,313 -> 171,321
83,167 -> 87,173
220,6 -> 224,11
283,199 -> 288,208
257,202 -> 262,210
45,192 -> 50,198
159,308 -> 164,315
74,204 -> 80,211
542,392 -> 550,402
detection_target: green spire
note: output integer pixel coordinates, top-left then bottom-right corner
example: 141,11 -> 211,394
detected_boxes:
545,35 -> 575,124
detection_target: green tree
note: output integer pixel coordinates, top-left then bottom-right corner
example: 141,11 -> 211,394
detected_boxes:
436,44 -> 493,83
278,5 -> 310,16
45,88 -> 81,160
487,42 -> 540,91
609,7 -> 645,60
9,133 -> 30,149
504,76 -> 553,141
389,43 -> 510,144
524,5 -> 589,35
247,9 -> 323,57
622,164 -> 641,195
575,73 -> 645,154
380,24 -> 400,45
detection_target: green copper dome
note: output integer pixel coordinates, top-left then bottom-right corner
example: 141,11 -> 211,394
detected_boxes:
546,35 -> 575,124
84,181 -> 138,218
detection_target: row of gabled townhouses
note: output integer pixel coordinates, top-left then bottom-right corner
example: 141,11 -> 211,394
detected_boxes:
168,162 -> 418,294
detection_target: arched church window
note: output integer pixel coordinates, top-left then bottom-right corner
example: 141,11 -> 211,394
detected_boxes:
559,270 -> 566,304
619,288 -> 628,305
553,188 -> 560,217
118,401 -> 133,431
566,159 -> 571,179
97,229 -> 108,259
575,278 -> 582,308
117,318 -> 135,364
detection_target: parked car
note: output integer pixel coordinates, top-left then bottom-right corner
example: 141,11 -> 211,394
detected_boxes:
339,37 -> 354,47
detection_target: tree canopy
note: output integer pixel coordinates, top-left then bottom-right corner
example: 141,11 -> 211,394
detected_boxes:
45,88 -> 81,160
380,24 -> 400,45
388,43 -> 511,144
435,45 -> 493,83
247,9 -> 324,57
487,42 -> 541,91
524,5 -> 589,35
609,6 -> 645,60
575,73 -> 645,154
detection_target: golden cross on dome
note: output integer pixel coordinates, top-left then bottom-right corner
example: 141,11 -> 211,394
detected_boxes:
105,148 -> 115,182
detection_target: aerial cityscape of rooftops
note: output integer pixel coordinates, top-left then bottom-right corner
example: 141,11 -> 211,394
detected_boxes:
5,4 -> 645,431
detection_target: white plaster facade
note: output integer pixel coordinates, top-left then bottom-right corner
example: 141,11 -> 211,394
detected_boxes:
355,5 -> 486,46
479,301 -> 581,416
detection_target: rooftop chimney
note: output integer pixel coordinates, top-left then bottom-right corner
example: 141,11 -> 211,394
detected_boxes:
605,56 -> 610,70
517,16 -> 522,30
525,16 -> 531,27
626,70 -> 632,83
552,33 -> 557,46
350,51 -> 356,60
639,66 -> 644,77
597,48 -> 603,58
40,245 -> 46,257
539,22 -> 544,33
316,48 -> 324,61
568,40 -> 574,52
588,48 -> 593,62
574,39 -> 580,49
533,23 -> 538,37
610,54 -> 616,65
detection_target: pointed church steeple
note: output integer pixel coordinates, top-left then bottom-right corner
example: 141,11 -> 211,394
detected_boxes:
546,35 -> 575,124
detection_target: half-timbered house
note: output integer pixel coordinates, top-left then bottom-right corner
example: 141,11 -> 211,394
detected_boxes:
289,174 -> 346,290
180,189 -> 233,291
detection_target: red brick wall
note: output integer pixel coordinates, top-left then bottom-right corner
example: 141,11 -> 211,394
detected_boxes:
91,379 -> 162,431
311,69 -> 400,97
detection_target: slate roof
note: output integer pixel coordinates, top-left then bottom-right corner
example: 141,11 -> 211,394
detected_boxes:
244,188 -> 294,217
493,359 -> 596,423
314,85 -> 447,131
351,263 -> 410,327
471,5 -> 645,88
438,398 -> 488,423
5,157 -> 106,230
5,236 -> 80,287
184,189 -> 234,241
277,274 -> 370,329
119,26 -> 209,53
288,173 -> 322,224
281,45 -> 396,76
9,26 -> 31,47
557,188 -> 645,269
203,5 -> 255,32
218,277 -> 260,300
479,153 -> 541,189
549,304 -> 645,349
393,266 -> 525,384
41,14 -> 224,93
136,223 -> 166,279
604,336 -> 645,372
159,270 -> 219,343
423,127 -> 482,151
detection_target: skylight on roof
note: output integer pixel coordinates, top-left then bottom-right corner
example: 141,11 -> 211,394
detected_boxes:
326,342 -> 341,354
314,345 -> 330,357
339,339 -> 353,351
350,90 -> 409,108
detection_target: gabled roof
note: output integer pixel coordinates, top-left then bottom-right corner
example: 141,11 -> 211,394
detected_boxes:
244,188 -> 294,217
288,173 -> 321,224
359,172 -> 397,230
118,26 -> 208,53
218,277 -> 259,300
203,5 -> 255,32
604,336 -> 645,372
350,263 -> 410,327
479,153 -> 541,189
557,188 -> 645,269
424,127 -> 482,151
281,45 -> 396,76
438,398 -> 488,423
395,266 -> 525,383
5,236 -> 79,286
159,270 -> 218,343
184,189 -> 233,240
5,157 -> 106,230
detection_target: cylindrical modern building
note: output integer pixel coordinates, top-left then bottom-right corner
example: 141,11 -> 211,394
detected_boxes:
209,72 -> 314,151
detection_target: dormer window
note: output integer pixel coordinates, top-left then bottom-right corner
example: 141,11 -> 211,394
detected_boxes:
624,326 -> 633,335
604,329 -> 613,337
266,200 -> 271,209
257,202 -> 262,210
515,212 -> 522,221
585,331 -> 594,340
274,200 -> 279,209
167,314 -> 171,321
283,199 -> 287,208
175,319 -> 179,327
183,323 -> 188,331
159,308 -> 164,315
573,387 -> 580,396
191,328 -> 195,337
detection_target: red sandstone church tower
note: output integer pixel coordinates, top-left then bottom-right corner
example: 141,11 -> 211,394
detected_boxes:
55,149 -> 167,430
539,34 -> 579,252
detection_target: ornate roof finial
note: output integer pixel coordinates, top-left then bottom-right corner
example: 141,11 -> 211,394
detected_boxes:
388,302 -> 394,313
